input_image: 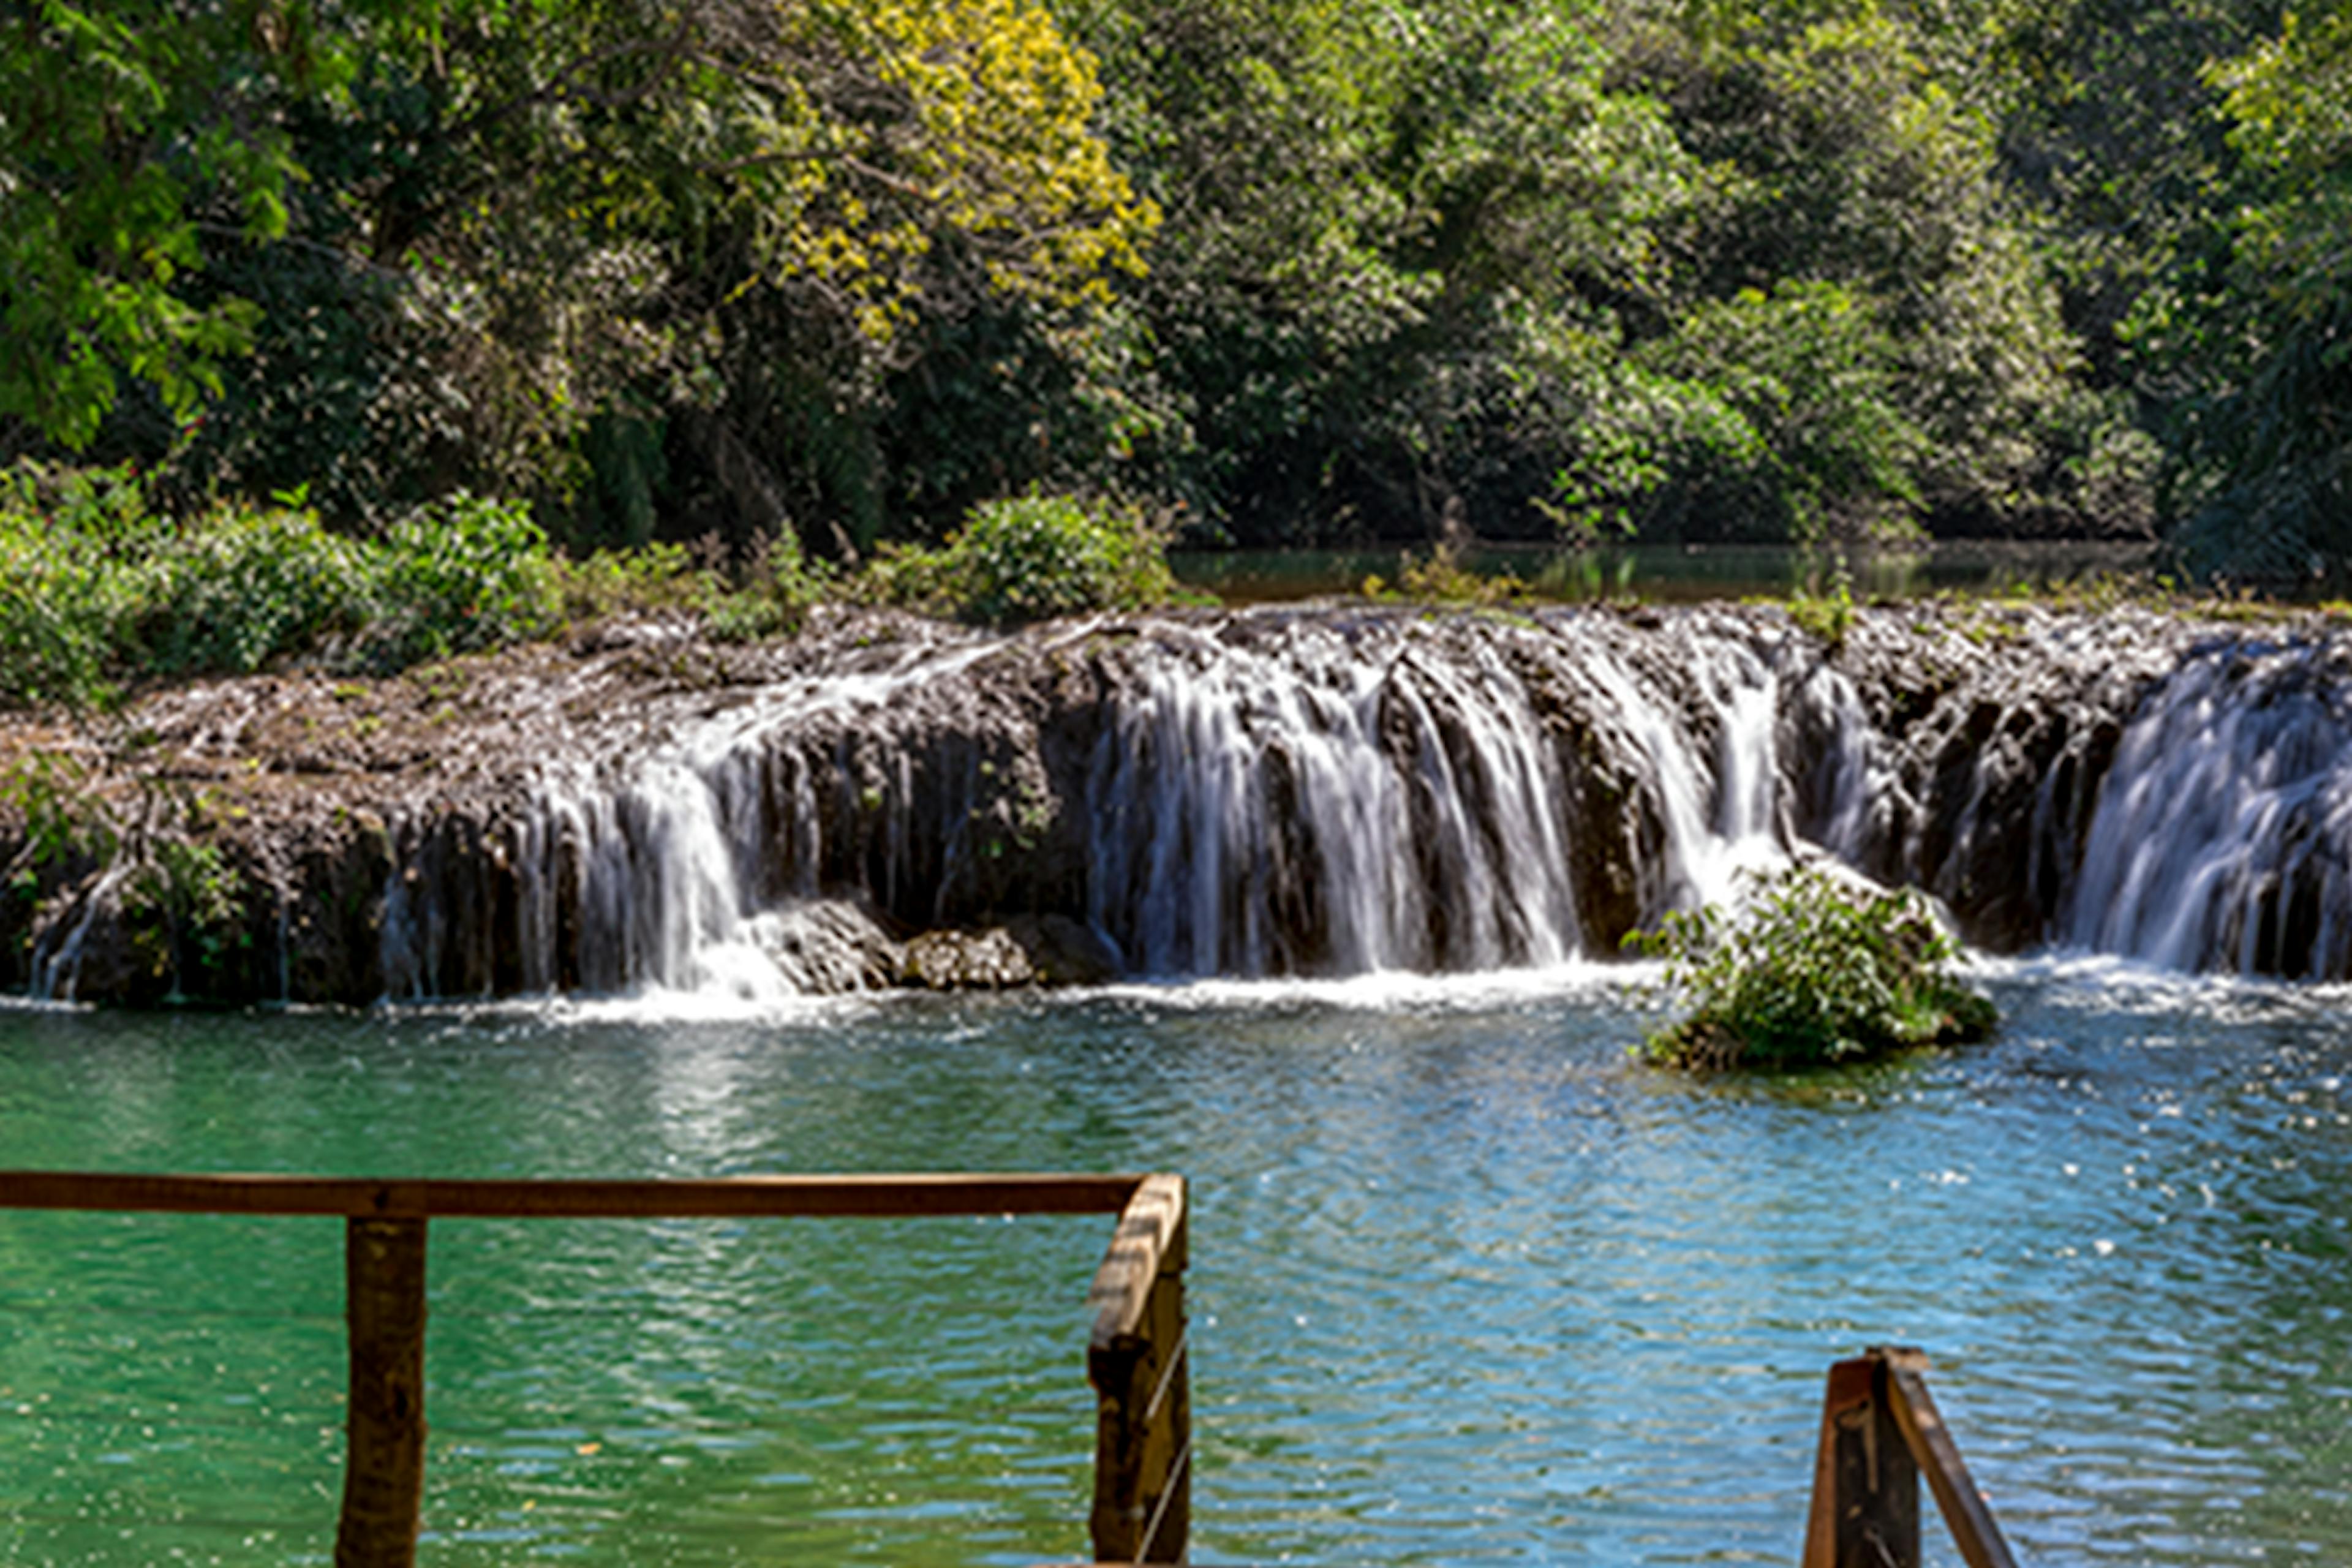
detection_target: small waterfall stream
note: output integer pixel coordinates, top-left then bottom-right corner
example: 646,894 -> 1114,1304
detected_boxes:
1084,621 -> 1585,976
2065,635 -> 2352,976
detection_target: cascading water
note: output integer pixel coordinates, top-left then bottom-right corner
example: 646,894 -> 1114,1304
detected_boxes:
1077,611 -> 1821,979
332,602 -> 2352,1002
381,637 -> 1007,1001
1084,620 -> 1583,976
2066,634 -> 2352,977
371,608 -> 1866,999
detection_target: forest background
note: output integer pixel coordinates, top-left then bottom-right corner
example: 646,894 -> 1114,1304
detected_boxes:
3,0 -> 2348,594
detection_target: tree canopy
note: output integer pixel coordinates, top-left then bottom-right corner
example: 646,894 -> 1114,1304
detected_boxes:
4,0 -> 2346,581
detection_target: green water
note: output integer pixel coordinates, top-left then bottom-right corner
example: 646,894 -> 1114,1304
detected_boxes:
3,964 -> 2350,1565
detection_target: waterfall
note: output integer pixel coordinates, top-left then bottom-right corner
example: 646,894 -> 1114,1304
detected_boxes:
1577,622 -> 1793,915
2066,635 -> 2352,977
1077,612 -> 1826,979
47,601 -> 2352,1008
380,638 -> 1004,1001
347,603 -> 2352,1001
371,609 -> 1869,998
1084,619 -> 1583,976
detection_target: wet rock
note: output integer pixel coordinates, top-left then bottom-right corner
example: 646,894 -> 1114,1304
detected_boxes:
898,915 -> 1118,990
1005,914 -> 1120,986
900,927 -> 1036,989
282,810 -> 395,1006
749,899 -> 901,992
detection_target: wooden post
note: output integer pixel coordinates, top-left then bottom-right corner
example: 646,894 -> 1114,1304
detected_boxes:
1087,1174 -> 1189,1562
1882,1354 -> 2020,1568
1802,1349 -> 1920,1568
336,1216 -> 429,1568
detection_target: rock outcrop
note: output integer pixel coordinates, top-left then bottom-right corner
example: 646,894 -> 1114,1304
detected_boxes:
2,600 -> 2335,1007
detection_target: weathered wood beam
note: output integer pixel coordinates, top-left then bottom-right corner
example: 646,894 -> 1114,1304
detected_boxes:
1087,1174 -> 1188,1564
0,1170 -> 1145,1218
1883,1354 -> 2020,1568
336,1216 -> 429,1568
1802,1350 -> 1920,1568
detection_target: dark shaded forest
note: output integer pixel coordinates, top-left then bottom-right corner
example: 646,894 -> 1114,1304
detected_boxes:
3,0 -> 2346,577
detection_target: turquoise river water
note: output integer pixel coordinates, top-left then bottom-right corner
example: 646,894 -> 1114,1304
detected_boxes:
2,963 -> 2349,1565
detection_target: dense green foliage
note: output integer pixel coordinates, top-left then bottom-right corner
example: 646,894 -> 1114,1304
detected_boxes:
0,464 -> 1175,709
1631,866 -> 1998,1071
0,464 -> 562,706
2152,9 -> 2352,579
862,491 -> 1180,624
0,0 -> 2344,584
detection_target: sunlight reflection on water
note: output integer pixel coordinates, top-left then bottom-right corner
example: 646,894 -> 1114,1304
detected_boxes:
1,967 -> 2347,1565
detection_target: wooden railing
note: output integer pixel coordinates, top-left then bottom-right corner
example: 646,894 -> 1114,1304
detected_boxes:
1803,1346 -> 2019,1568
1085,1171 -> 1189,1562
0,1169 -> 1189,1567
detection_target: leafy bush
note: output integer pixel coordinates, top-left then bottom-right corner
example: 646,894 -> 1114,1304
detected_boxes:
366,493 -> 561,668
133,507 -> 371,675
1785,554 -> 1858,650
552,540 -> 702,622
1,753 -> 116,901
0,464 -> 576,707
0,464 -> 161,707
868,492 -> 1180,625
1629,865 -> 1997,1071
126,834 -> 249,995
551,528 -> 834,642
1362,540 -> 1531,608
700,531 -> 834,643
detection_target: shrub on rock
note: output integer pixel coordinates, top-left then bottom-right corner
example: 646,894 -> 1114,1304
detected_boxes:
1630,865 -> 1997,1071
867,491 -> 1179,625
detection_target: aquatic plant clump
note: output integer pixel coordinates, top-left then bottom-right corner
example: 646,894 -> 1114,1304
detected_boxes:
1630,866 -> 1997,1071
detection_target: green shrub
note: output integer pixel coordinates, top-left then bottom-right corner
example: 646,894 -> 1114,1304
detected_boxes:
0,464 -> 162,708
701,531 -> 834,643
133,508 -> 371,676
552,540 -> 700,622
1628,865 -> 1997,1071
1362,540 -> 1530,607
366,492 -> 561,668
126,834 -> 249,993
1786,554 -> 1857,650
869,492 -> 1179,625
0,465 -> 579,706
1,753 -> 116,901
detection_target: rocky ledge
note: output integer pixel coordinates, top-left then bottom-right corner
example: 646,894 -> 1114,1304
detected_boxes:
1,599 -> 2335,1007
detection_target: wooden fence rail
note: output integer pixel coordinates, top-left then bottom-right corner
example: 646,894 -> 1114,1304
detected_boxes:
0,1169 -> 1188,1568
1803,1346 -> 2020,1568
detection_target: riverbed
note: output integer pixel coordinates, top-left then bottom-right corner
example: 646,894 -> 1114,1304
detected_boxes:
4,963 -> 2346,1565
